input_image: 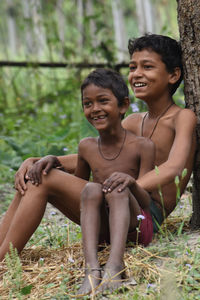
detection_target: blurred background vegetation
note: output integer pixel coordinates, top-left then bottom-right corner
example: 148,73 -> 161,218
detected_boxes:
0,0 -> 183,184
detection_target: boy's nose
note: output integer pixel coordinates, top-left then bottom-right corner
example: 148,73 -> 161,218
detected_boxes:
92,102 -> 101,112
133,67 -> 143,77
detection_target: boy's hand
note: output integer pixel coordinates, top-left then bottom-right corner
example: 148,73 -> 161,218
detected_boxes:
27,155 -> 62,185
102,172 -> 135,193
14,158 -> 36,195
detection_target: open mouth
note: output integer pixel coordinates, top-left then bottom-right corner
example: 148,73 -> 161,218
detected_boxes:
133,82 -> 147,87
92,115 -> 106,120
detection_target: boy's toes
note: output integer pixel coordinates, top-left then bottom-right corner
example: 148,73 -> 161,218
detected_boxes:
76,269 -> 102,296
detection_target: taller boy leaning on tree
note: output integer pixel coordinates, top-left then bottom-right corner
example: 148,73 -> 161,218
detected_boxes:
0,34 -> 197,262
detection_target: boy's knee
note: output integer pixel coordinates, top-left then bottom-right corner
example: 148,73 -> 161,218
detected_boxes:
81,182 -> 103,204
25,180 -> 47,194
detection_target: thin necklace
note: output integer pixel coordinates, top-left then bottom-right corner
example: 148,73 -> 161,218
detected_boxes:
98,129 -> 127,161
141,103 -> 174,139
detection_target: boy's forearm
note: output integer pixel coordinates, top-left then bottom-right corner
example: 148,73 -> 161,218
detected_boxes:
130,182 -> 151,209
136,163 -> 178,192
57,154 -> 78,174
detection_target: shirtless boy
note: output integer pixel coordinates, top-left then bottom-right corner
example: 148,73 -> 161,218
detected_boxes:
75,68 -> 155,293
0,34 -> 196,267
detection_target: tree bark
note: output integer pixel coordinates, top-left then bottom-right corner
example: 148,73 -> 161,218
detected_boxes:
177,0 -> 200,229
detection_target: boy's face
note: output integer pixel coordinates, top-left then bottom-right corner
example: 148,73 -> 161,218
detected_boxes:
128,49 -> 173,102
82,84 -> 126,131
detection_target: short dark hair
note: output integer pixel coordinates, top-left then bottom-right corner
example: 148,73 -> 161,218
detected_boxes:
81,68 -> 129,106
128,34 -> 183,95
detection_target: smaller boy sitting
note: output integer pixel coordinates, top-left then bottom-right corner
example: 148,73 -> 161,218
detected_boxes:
75,68 -> 155,294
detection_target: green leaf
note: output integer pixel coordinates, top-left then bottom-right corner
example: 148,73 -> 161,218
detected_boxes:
177,220 -> 185,236
181,168 -> 187,179
155,166 -> 159,175
175,175 -> 180,186
20,284 -> 33,295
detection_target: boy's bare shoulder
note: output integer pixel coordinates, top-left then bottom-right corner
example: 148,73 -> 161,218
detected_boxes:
126,130 -> 155,151
122,112 -> 145,134
78,137 -> 98,153
174,106 -> 196,119
172,106 -> 197,128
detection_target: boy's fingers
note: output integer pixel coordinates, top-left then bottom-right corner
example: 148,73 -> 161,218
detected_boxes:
117,182 -> 127,192
15,179 -> 26,195
28,164 -> 42,184
107,180 -> 122,192
43,162 -> 53,175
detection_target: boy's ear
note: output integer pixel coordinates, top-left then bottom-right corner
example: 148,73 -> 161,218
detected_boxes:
169,67 -> 181,84
120,97 -> 130,115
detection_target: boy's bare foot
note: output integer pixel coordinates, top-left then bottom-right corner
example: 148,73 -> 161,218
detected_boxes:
98,264 -> 126,292
76,268 -> 101,295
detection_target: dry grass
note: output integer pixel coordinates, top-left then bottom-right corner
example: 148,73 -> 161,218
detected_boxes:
0,193 -> 199,299
0,215 -> 197,299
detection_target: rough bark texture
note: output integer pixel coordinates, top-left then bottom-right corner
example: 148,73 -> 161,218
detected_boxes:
177,0 -> 200,229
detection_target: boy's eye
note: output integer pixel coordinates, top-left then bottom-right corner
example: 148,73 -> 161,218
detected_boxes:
144,65 -> 153,69
83,101 -> 92,107
129,65 -> 136,71
100,98 -> 108,103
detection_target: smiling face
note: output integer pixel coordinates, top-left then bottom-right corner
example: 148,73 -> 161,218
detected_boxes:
128,49 -> 174,103
82,84 -> 127,132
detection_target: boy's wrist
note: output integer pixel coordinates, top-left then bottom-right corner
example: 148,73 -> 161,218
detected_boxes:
55,157 -> 66,171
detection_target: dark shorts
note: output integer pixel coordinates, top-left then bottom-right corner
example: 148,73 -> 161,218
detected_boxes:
150,199 -> 164,233
127,209 -> 153,247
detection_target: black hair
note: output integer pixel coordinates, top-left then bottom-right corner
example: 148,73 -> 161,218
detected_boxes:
81,68 -> 129,106
128,33 -> 183,95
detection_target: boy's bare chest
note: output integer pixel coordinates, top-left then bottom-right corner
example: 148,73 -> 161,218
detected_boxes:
130,117 -> 175,165
85,146 -> 140,183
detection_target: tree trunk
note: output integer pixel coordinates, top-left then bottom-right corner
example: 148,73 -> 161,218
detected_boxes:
6,0 -> 17,55
77,0 -> 84,50
86,0 -> 97,48
177,0 -> 200,229
22,0 -> 34,56
31,0 -> 46,56
111,0 -> 127,62
135,0 -> 155,35
56,0 -> 66,59
56,0 -> 65,44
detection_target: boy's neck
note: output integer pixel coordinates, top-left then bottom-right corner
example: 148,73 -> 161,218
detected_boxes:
146,97 -> 174,118
98,125 -> 125,144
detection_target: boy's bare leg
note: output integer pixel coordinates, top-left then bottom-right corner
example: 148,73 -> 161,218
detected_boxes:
0,192 -> 22,246
77,183 -> 109,295
0,169 -> 86,261
100,188 -> 140,291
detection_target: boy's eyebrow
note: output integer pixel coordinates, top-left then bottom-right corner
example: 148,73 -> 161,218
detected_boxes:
129,59 -> 155,64
82,92 -> 110,99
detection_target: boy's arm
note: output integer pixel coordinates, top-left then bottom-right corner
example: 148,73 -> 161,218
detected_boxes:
15,153 -> 78,194
137,109 -> 197,191
56,154 -> 78,173
74,140 -> 91,181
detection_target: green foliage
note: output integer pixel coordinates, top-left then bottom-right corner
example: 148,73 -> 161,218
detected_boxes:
0,0 -> 185,184
4,243 -> 32,299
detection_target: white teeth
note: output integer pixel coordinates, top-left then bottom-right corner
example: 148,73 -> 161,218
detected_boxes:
92,116 -> 105,120
134,82 -> 146,87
